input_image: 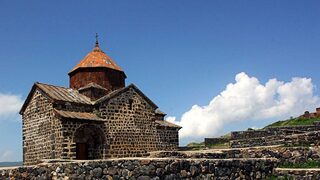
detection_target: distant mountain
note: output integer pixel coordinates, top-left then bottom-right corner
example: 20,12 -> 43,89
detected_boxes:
0,162 -> 23,167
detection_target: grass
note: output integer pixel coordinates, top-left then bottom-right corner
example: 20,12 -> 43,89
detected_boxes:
186,142 -> 205,150
186,141 -> 230,150
279,160 -> 320,168
265,118 -> 320,128
207,142 -> 229,149
220,133 -> 231,139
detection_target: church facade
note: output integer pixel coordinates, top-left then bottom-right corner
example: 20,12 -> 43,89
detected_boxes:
20,40 -> 181,165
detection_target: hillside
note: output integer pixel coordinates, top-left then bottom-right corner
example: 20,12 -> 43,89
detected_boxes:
265,118 -> 320,128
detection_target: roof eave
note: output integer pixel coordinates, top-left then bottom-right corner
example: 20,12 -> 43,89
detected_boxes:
68,66 -> 126,77
94,83 -> 158,109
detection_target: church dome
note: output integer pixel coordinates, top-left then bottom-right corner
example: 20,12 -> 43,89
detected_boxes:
68,38 -> 126,92
69,41 -> 124,74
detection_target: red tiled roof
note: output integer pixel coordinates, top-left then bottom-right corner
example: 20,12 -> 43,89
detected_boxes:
69,44 -> 123,74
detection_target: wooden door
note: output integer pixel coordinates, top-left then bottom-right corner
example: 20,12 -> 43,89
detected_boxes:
76,143 -> 88,160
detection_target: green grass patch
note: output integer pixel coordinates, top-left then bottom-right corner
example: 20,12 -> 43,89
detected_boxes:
186,142 -> 205,150
265,118 -> 320,128
206,142 -> 229,149
279,160 -> 320,168
220,133 -> 231,139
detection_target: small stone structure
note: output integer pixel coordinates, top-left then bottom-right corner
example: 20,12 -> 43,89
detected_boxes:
20,40 -> 181,165
300,107 -> 320,119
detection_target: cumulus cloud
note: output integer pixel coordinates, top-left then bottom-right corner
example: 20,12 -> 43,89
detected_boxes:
0,93 -> 23,120
168,72 -> 320,139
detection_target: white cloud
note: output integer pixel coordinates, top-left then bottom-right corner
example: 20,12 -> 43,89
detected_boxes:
0,93 -> 23,120
168,72 -> 320,139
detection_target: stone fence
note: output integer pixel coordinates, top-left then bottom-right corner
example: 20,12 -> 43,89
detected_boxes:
285,131 -> 320,147
230,124 -> 320,140
150,147 -> 320,165
204,138 -> 229,146
230,135 -> 285,148
274,168 -> 320,179
0,158 -> 278,180
230,130 -> 320,148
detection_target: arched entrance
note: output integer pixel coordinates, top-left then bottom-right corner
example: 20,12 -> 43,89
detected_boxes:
74,124 -> 106,160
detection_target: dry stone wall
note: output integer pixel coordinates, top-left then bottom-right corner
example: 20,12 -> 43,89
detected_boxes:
230,124 -> 320,140
230,130 -> 320,148
204,138 -> 229,146
230,135 -> 285,148
274,168 -> 320,179
284,131 -> 320,147
150,147 -> 320,165
0,158 -> 278,179
22,89 -> 63,165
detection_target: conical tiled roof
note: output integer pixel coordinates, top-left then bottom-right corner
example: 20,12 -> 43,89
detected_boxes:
69,42 -> 123,74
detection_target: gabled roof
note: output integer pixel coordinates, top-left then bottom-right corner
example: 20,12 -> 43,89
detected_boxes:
155,120 -> 182,129
54,109 -> 105,121
20,82 -> 92,114
20,83 -> 160,115
155,109 -> 167,116
78,82 -> 108,91
95,83 -> 158,109
68,43 -> 124,75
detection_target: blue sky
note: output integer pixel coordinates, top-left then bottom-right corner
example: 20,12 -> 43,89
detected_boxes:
0,1 -> 320,161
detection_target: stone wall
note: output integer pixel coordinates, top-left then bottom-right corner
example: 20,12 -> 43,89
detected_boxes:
22,89 -> 63,166
230,130 -> 320,148
230,135 -> 285,148
98,87 -> 178,158
230,125 -> 320,140
150,147 -> 320,164
284,131 -> 320,147
204,138 -> 229,146
156,127 -> 179,151
274,168 -> 320,179
0,158 -> 278,179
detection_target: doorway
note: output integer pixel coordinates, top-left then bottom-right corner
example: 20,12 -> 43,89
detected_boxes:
74,124 -> 106,160
76,143 -> 88,160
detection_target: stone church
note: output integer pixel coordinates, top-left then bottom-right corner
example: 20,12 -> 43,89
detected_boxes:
20,39 -> 181,165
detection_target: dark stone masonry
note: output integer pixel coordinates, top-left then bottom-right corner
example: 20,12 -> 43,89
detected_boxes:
0,158 -> 278,179
19,40 -> 181,165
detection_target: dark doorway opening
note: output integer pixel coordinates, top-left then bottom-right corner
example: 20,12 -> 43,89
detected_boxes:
74,124 -> 105,160
76,143 -> 88,160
